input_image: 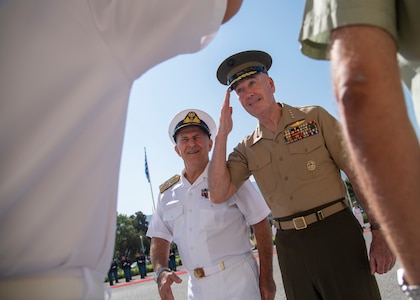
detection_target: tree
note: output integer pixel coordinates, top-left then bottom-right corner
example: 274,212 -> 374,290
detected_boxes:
130,211 -> 150,256
344,178 -> 356,200
113,212 -> 150,261
130,211 -> 149,235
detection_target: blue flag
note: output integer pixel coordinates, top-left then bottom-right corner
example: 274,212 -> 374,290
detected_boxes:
144,148 -> 150,183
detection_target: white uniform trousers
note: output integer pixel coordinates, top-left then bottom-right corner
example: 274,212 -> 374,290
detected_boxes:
187,251 -> 261,300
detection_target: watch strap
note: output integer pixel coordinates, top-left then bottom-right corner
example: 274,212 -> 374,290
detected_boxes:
398,268 -> 420,299
154,267 -> 172,283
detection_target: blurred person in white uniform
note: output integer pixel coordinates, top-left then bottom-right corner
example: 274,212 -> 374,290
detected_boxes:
147,109 -> 276,300
0,1 -> 243,299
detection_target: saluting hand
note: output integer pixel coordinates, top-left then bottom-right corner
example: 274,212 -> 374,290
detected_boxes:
217,89 -> 233,137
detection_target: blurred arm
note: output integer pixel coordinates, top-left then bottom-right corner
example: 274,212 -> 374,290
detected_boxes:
222,0 -> 243,23
330,25 -> 420,284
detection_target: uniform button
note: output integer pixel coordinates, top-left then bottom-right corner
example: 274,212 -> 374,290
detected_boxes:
284,176 -> 288,181
279,157 -> 283,161
290,196 -> 293,200
304,148 -> 308,152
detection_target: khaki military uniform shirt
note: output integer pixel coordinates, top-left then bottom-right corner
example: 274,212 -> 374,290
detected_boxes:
227,103 -> 349,218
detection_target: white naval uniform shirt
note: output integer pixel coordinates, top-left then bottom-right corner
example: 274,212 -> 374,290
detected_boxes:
147,164 -> 270,299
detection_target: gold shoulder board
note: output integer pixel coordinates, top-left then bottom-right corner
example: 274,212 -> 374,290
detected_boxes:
159,175 -> 180,193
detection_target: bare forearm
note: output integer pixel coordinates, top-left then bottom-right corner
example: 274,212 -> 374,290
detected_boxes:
209,90 -> 237,203
253,218 -> 276,299
209,134 -> 235,203
330,25 -> 420,283
253,219 -> 274,280
151,238 -> 182,299
150,237 -> 170,271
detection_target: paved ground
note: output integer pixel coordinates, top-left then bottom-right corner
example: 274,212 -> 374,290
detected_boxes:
105,230 -> 406,300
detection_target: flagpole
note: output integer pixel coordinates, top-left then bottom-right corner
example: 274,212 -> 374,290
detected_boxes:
144,147 -> 156,212
149,181 -> 156,213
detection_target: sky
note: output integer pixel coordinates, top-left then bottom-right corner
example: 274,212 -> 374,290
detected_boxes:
117,1 -> 419,217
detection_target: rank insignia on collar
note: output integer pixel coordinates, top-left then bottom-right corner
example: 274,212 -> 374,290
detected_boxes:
287,109 -> 296,119
159,174 -> 180,193
201,188 -> 209,198
283,120 -> 319,144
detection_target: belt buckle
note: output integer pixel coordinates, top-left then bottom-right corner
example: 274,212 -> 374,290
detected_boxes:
194,267 -> 205,279
292,216 -> 307,230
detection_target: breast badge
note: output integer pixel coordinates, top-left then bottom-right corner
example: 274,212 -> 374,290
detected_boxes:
307,160 -> 316,171
201,188 -> 209,199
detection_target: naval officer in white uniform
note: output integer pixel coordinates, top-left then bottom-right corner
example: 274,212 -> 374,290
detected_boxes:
147,109 -> 276,300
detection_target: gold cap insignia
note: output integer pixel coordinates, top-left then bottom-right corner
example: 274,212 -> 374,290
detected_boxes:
182,112 -> 201,125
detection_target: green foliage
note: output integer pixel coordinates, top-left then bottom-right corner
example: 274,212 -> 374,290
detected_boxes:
113,211 -> 150,262
344,178 -> 355,199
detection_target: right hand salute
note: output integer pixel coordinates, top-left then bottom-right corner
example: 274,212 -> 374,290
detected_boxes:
217,89 -> 233,137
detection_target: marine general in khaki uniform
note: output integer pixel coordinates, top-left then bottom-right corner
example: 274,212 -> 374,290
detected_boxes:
209,50 -> 396,300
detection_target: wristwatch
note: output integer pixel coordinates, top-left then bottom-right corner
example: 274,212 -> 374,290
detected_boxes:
398,268 -> 420,300
154,267 -> 172,283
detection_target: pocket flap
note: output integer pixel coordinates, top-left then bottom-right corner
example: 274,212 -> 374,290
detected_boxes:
163,202 -> 183,222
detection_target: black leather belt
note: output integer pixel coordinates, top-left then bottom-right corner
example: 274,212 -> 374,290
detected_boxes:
274,198 -> 346,230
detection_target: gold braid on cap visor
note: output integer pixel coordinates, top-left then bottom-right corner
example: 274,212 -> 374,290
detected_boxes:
229,70 -> 257,87
227,66 -> 267,90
